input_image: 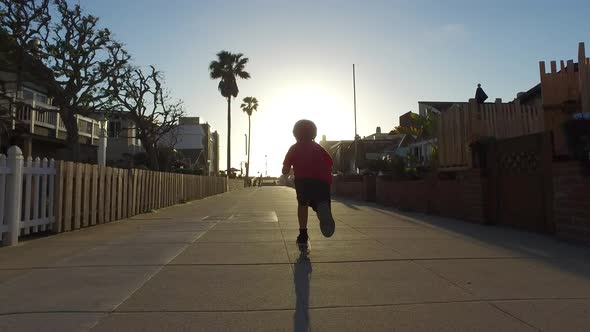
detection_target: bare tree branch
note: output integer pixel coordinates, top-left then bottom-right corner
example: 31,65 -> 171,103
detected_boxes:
109,65 -> 184,170
43,0 -> 130,160
0,0 -> 51,48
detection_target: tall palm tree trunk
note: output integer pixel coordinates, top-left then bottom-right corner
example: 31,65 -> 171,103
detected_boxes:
226,96 -> 231,174
246,115 -> 251,181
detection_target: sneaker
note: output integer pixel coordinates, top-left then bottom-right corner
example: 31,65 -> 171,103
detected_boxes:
296,233 -> 309,245
316,202 -> 335,237
296,233 -> 309,252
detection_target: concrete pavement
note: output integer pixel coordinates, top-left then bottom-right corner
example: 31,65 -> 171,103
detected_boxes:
1,186 -> 590,331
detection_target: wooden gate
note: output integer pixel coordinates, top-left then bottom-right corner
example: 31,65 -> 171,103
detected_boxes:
487,132 -> 554,232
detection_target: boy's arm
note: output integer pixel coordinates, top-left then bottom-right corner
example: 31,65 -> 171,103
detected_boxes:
282,164 -> 291,175
321,147 -> 333,168
282,146 -> 293,175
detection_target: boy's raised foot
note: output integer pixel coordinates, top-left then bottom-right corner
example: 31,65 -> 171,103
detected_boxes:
316,202 -> 335,237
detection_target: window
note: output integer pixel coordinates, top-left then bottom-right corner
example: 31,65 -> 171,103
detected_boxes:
108,121 -> 122,138
22,88 -> 50,105
35,93 -> 48,104
22,89 -> 34,101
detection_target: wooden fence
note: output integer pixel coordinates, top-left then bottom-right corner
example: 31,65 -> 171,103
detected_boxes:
438,98 -> 545,170
1,145 -> 242,246
539,42 -> 590,113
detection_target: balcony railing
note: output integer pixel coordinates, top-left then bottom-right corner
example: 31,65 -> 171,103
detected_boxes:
15,103 -> 101,144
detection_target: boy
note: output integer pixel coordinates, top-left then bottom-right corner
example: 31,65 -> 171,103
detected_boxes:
282,119 -> 335,250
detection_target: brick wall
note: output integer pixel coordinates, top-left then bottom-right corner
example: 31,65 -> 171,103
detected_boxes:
553,162 -> 590,242
376,170 -> 487,223
331,175 -> 364,201
331,175 -> 377,201
376,178 -> 429,212
431,171 -> 487,223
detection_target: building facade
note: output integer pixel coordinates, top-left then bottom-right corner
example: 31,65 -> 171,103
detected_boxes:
104,113 -> 143,166
162,117 -> 220,175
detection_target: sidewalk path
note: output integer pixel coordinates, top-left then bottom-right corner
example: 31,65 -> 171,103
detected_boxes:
1,187 -> 590,331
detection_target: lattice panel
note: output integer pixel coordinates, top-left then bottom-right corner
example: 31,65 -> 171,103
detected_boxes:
499,152 -> 539,175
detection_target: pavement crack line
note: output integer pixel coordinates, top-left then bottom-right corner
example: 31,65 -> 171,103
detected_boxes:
0,256 -> 554,271
3,297 -> 590,317
86,225 -> 214,330
487,302 -> 543,331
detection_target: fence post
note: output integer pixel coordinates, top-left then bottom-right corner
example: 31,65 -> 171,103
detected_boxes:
54,161 -> 63,233
5,146 -> 23,246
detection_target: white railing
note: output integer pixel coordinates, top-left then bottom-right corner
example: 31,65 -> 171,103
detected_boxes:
15,104 -> 101,142
0,146 -> 55,246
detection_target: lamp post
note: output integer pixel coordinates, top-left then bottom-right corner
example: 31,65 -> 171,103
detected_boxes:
265,154 -> 268,177
97,113 -> 108,166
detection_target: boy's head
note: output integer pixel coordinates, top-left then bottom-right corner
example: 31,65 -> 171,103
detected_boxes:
293,119 -> 317,142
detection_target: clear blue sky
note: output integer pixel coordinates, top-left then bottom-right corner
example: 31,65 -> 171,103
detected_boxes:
80,0 -> 590,175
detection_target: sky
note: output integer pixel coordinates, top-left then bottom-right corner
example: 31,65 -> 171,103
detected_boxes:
78,0 -> 590,176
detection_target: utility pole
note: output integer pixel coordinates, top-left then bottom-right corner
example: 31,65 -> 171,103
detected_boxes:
265,154 -> 268,177
353,64 -> 357,140
353,64 -> 358,174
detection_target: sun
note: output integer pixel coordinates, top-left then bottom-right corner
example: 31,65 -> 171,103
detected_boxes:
249,83 -> 353,176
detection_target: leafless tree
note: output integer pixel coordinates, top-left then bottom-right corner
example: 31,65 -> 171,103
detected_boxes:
0,0 -> 50,47
1,0 -> 130,160
44,0 -> 129,160
110,65 -> 185,170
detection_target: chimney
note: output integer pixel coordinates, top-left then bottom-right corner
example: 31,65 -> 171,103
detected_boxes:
376,127 -> 381,134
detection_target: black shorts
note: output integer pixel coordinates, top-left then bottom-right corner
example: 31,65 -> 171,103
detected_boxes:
294,178 -> 331,210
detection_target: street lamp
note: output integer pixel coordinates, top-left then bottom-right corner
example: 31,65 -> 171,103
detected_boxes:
96,113 -> 108,166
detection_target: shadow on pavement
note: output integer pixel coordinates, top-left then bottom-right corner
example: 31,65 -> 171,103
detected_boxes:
293,257 -> 312,332
333,197 -> 590,277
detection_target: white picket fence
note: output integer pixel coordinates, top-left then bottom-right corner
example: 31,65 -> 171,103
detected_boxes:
1,145 -> 246,247
0,146 -> 56,246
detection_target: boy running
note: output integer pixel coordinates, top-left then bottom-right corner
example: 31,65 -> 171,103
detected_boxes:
282,120 -> 336,249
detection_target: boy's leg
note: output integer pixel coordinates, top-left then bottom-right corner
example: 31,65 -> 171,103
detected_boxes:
296,204 -> 309,246
315,181 -> 335,238
297,204 -> 308,229
294,179 -> 310,245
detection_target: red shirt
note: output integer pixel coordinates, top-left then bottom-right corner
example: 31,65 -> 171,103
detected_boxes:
283,141 -> 333,184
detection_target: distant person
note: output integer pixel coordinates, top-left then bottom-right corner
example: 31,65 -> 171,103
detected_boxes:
282,119 -> 335,251
258,174 -> 263,187
475,83 -> 488,104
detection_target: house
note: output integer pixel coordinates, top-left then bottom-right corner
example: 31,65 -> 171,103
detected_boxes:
320,135 -> 355,174
105,112 -> 143,166
320,128 -> 414,174
418,101 -> 456,118
394,111 -> 438,167
358,127 -> 412,161
0,32 -> 101,161
162,117 -> 220,175
515,83 -> 542,107
403,138 -> 437,167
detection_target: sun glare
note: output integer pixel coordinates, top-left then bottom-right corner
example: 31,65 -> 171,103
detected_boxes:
250,83 -> 353,176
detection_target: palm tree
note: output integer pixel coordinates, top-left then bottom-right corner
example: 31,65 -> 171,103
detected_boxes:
240,96 -> 258,182
209,51 -> 250,174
